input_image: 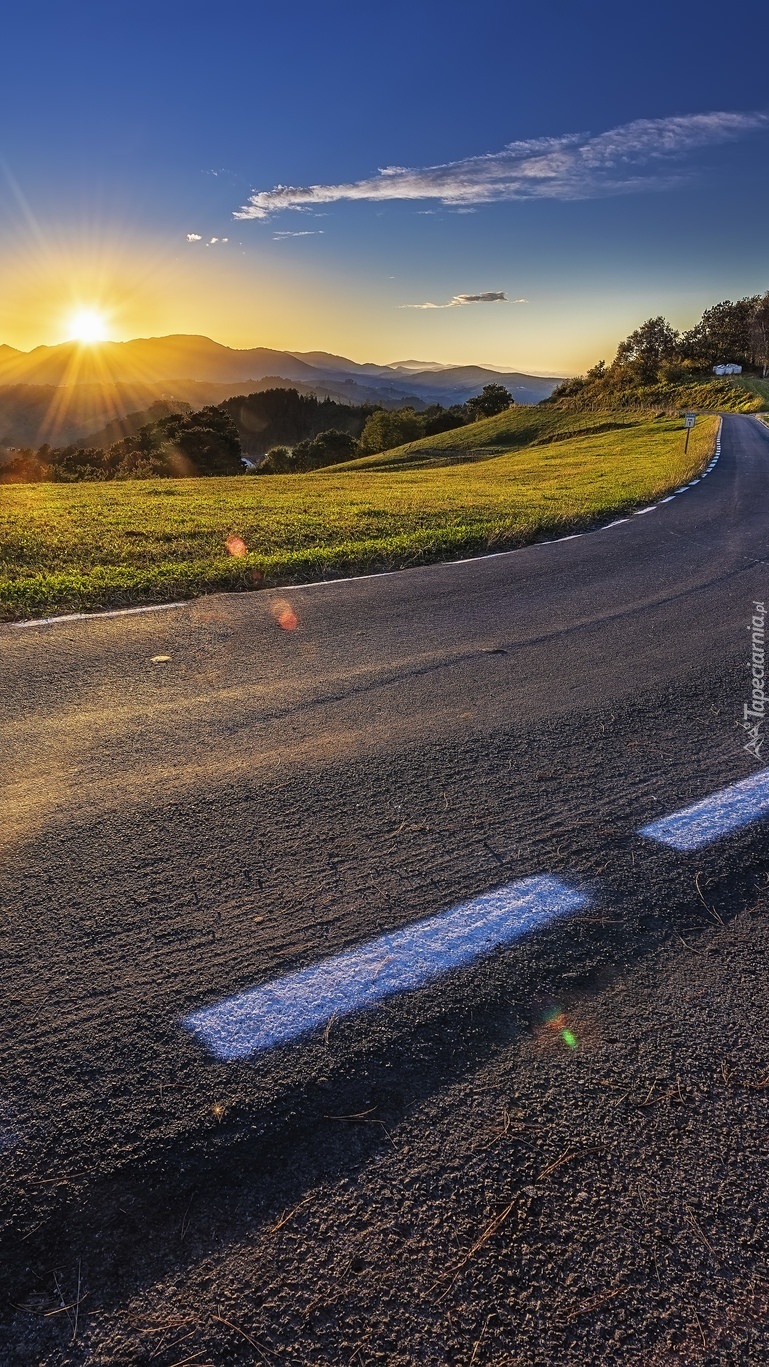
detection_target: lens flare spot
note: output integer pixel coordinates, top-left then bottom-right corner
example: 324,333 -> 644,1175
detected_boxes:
539,1002 -> 579,1051
271,599 -> 299,631
225,534 -> 248,558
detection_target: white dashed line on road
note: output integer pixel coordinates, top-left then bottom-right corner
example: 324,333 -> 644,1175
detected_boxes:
639,768 -> 769,851
183,754 -> 769,1060
183,876 -> 588,1060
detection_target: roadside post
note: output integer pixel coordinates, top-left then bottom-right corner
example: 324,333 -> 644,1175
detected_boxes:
684,410 -> 696,454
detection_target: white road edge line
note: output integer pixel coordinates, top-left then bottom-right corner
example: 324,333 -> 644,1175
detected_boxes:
183,875 -> 588,1060
638,768 -> 769,851
11,601 -> 187,629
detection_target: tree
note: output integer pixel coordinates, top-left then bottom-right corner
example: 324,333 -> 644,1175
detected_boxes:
156,406 -> 242,476
614,317 -> 679,384
0,447 -> 51,483
359,407 -> 424,455
547,374 -> 587,401
290,429 -> 359,470
258,445 -> 294,473
680,297 -> 759,370
750,293 -> 769,378
422,404 -> 467,436
464,384 -> 514,421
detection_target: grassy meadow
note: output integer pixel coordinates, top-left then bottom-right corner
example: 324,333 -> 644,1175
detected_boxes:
0,411 -> 718,621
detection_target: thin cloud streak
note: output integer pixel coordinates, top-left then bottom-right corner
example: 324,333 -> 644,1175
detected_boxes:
401,291 -> 526,310
234,110 -> 769,219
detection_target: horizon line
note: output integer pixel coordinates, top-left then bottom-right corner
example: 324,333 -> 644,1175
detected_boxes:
0,332 -> 567,377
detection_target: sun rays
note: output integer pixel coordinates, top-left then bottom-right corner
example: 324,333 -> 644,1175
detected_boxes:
67,308 -> 109,343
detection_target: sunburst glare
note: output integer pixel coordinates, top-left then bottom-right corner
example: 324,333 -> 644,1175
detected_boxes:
67,308 -> 109,343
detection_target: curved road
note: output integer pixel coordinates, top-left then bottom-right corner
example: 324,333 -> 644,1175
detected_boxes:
1,413 -> 768,1362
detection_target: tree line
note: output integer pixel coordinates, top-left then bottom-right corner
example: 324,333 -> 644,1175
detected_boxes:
221,389 -> 376,455
551,292 -> 769,407
0,407 -> 243,483
0,383 -> 515,482
257,384 -> 515,472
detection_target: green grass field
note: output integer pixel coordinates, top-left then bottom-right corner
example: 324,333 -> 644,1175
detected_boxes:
327,407 -> 645,471
0,411 -> 718,621
735,375 -> 769,408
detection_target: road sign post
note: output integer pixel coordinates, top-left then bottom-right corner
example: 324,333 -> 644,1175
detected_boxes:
684,411 -> 696,454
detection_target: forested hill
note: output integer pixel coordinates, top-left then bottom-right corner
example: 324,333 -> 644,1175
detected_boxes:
220,389 -> 375,456
79,400 -> 194,450
0,382 -> 520,483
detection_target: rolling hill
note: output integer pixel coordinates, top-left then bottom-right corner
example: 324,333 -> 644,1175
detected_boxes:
323,406 -> 642,471
0,335 -> 561,400
0,376 -> 397,450
0,334 -> 562,448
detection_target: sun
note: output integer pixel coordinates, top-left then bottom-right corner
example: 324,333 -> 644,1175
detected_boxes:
68,308 -> 108,344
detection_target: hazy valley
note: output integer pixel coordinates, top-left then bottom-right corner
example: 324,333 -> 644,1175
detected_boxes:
0,334 -> 561,449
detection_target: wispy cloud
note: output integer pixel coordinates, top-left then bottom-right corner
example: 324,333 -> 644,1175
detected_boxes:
234,110 -> 769,219
401,291 -> 525,310
186,232 -> 202,241
272,230 -> 324,240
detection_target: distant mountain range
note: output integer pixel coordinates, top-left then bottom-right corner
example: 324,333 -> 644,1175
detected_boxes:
0,334 -> 563,449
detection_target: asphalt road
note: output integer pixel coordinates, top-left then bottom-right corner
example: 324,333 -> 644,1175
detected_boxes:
1,413 -> 768,1364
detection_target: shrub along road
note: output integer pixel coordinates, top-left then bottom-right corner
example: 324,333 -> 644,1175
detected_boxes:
0,415 -> 768,1363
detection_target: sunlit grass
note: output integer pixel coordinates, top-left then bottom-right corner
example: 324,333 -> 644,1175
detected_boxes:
0,413 -> 718,621
734,375 -> 769,408
325,406 -> 643,470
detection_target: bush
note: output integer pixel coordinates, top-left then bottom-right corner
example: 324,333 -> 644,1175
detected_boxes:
259,445 -> 294,474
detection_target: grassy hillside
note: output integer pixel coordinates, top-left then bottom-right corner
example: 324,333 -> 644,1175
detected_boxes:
326,406 -> 643,471
734,375 -> 769,407
546,375 -> 765,417
0,413 -> 718,621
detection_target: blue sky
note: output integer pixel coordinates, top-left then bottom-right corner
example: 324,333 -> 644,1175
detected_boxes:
1,0 -> 767,371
